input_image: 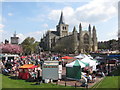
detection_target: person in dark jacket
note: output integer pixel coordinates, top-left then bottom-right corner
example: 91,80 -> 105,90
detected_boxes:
35,69 -> 41,85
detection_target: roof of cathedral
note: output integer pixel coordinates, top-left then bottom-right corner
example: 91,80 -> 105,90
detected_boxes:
58,11 -> 65,25
49,31 -> 59,36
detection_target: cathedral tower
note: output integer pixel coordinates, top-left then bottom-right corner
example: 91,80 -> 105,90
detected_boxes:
79,23 -> 83,53
92,26 -> 98,52
72,26 -> 78,53
56,11 -> 69,37
88,24 -> 92,51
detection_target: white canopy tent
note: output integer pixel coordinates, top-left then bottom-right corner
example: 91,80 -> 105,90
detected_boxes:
81,57 -> 96,66
80,57 -> 97,71
75,54 -> 98,64
74,54 -> 99,71
74,54 -> 86,59
87,55 -> 93,59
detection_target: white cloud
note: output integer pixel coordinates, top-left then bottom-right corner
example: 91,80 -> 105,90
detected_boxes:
17,33 -> 26,43
8,13 -> 13,16
0,30 -> 4,33
48,0 -> 117,30
0,24 -> 5,42
0,30 -> 11,43
17,30 -> 48,43
48,10 -> 61,21
0,24 -> 5,29
49,28 -> 56,31
42,23 -> 48,28
75,0 -> 117,23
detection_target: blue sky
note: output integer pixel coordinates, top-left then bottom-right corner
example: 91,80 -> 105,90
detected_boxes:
0,0 -> 118,43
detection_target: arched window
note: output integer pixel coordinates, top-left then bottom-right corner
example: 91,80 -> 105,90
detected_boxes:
84,33 -> 89,44
62,26 -> 66,30
64,27 -> 66,30
62,26 -> 64,30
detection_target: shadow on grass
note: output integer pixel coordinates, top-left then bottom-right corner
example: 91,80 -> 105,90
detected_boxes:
8,76 -> 21,80
30,83 -> 41,85
25,78 -> 37,82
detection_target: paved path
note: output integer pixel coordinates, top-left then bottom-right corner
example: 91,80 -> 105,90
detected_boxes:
52,77 -> 103,88
52,67 -> 103,88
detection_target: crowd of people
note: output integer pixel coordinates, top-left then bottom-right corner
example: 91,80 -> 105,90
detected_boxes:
0,52 -> 118,87
80,69 -> 105,87
0,52 -> 67,77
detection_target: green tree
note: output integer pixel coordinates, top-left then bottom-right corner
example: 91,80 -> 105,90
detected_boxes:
21,37 -> 39,55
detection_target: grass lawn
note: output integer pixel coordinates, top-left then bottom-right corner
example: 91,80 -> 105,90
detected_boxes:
1,74 -> 73,88
92,65 -> 120,88
92,76 -> 119,88
0,74 -> 2,89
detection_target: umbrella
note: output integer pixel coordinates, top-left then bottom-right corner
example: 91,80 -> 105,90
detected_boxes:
21,56 -> 26,59
61,56 -> 73,59
19,64 -> 37,69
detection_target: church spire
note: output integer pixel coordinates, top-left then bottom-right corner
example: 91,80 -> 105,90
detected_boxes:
79,23 -> 82,28
14,31 -> 17,37
79,23 -> 82,31
73,26 -> 77,32
93,26 -> 96,30
88,24 -> 91,30
58,11 -> 65,25
93,26 -> 97,41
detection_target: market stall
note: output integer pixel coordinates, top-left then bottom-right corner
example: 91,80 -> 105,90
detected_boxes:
42,61 -> 62,82
66,60 -> 89,80
18,64 -> 38,80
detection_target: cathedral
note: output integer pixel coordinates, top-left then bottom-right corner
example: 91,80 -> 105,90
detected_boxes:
40,12 -> 98,53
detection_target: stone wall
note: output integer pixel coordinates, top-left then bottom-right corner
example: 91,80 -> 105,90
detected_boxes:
52,34 -> 78,53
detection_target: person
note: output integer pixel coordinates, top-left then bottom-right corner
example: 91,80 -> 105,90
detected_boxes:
85,71 -> 90,83
2,68 -> 9,75
31,70 -> 36,80
101,71 -> 105,77
80,75 -> 88,88
88,74 -> 93,83
35,69 -> 41,85
92,72 -> 96,82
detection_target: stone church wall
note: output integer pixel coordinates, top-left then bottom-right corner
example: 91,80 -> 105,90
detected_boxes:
52,34 -> 78,53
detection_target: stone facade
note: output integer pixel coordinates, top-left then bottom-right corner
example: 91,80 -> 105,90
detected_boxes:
11,32 -> 19,44
40,12 -> 98,53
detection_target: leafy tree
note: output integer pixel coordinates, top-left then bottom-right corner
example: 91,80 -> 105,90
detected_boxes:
21,37 -> 39,55
98,39 -> 118,51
